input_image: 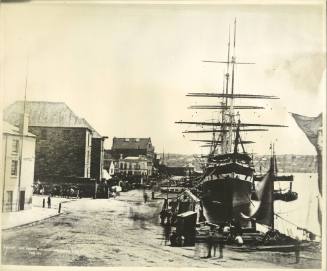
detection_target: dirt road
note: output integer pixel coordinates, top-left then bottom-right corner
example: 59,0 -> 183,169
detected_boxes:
1,190 -> 321,268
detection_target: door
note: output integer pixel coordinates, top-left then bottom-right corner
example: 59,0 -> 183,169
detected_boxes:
19,190 -> 25,210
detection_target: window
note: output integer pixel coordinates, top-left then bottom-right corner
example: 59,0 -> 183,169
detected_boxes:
39,146 -> 47,158
12,139 -> 19,154
88,133 -> 92,146
40,129 -> 47,140
11,160 -> 18,176
6,191 -> 13,212
63,129 -> 71,140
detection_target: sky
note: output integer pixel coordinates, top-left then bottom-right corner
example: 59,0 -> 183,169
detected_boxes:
1,1 -> 325,155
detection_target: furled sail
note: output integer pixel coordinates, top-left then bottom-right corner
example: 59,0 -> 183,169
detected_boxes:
183,128 -> 268,133
175,121 -> 287,127
188,105 -> 264,110
186,93 -> 279,99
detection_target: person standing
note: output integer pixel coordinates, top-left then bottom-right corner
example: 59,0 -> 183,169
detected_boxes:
217,227 -> 225,258
47,196 -> 51,208
206,231 -> 214,258
143,191 -> 148,203
295,238 -> 301,264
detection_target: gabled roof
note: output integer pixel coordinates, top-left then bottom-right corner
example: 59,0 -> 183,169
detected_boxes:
3,121 -> 35,137
4,101 -> 90,129
112,137 -> 152,150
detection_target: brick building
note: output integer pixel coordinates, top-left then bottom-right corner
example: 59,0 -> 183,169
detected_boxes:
2,120 -> 36,212
4,101 -> 106,184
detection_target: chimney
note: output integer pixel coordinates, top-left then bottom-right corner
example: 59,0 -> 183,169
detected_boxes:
19,113 -> 29,135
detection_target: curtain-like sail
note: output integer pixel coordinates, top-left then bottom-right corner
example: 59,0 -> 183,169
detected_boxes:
241,168 -> 274,227
291,112 -> 323,234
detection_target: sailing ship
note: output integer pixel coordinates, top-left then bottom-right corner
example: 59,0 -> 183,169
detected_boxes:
176,20 -> 287,224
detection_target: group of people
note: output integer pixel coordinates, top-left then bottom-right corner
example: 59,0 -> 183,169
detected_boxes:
33,184 -> 80,198
205,220 -> 245,259
206,227 -> 225,258
159,200 -> 179,226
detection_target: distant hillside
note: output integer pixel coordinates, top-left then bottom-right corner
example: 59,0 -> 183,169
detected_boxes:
162,154 -> 317,173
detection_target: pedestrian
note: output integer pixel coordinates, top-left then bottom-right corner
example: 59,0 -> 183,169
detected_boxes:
217,227 -> 225,258
47,195 -> 51,208
235,235 -> 244,246
212,229 -> 219,257
206,231 -> 214,258
177,235 -> 185,247
295,238 -> 301,264
160,210 -> 166,225
199,208 -> 206,223
143,191 -> 148,203
166,210 -> 172,226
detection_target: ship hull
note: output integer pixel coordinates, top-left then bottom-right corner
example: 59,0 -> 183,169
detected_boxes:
201,177 -> 252,224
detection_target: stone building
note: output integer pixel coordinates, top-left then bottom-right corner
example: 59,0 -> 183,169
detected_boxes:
118,155 -> 148,176
4,101 -> 106,183
1,121 -> 36,212
111,137 -> 155,176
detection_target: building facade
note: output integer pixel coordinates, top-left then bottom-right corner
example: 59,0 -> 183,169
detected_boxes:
117,155 -> 148,176
2,121 -> 36,212
111,137 -> 155,176
4,101 -> 106,184
28,126 -> 92,179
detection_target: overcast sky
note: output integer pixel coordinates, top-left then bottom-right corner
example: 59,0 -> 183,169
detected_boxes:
1,1 -> 325,155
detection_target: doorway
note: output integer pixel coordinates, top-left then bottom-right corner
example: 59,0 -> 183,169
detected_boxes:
19,190 -> 25,210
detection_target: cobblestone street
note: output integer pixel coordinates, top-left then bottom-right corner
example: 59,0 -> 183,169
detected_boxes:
1,190 -> 321,268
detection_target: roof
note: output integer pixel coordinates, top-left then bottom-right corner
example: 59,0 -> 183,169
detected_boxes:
112,137 -> 152,150
4,101 -> 90,129
80,118 -> 102,138
3,121 -> 35,137
178,189 -> 200,203
124,156 -> 147,161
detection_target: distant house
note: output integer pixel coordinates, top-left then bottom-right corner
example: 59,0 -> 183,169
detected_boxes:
2,120 -> 36,212
118,155 -> 148,176
111,137 -> 155,176
4,101 -> 106,184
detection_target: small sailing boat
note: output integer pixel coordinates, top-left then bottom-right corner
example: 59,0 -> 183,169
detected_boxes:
253,145 -> 298,202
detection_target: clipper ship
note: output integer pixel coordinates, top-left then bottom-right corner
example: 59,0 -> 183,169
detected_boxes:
176,20 -> 287,223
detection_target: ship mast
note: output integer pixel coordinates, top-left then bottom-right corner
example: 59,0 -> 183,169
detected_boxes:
176,19 -> 287,156
227,19 -> 237,153
220,25 -> 231,155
